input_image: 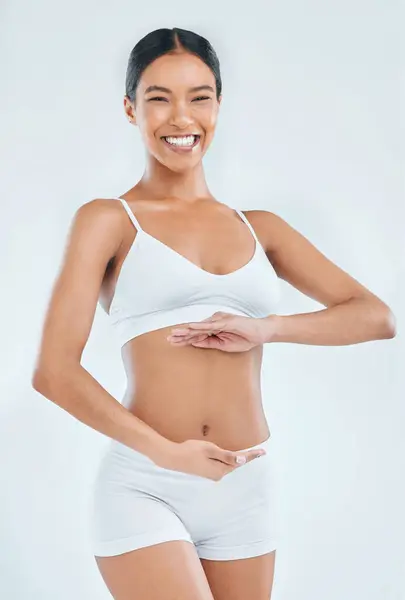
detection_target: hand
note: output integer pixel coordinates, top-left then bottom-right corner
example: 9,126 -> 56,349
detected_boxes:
153,438 -> 267,482
166,312 -> 272,353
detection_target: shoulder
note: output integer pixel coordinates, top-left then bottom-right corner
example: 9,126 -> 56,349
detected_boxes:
67,198 -> 127,256
72,197 -> 126,233
242,209 -> 295,254
75,197 -> 122,221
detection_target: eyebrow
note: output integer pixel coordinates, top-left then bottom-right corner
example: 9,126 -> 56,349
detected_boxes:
144,84 -> 215,95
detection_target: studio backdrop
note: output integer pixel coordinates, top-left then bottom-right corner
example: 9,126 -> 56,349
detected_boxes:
1,2 -> 403,599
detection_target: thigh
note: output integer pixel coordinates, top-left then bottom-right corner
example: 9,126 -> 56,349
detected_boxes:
95,540 -> 215,600
201,550 -> 276,600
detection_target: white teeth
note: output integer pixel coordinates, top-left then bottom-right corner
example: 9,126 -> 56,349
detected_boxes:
164,135 -> 197,147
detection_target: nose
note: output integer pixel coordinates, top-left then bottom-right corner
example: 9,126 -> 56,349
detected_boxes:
168,100 -> 194,129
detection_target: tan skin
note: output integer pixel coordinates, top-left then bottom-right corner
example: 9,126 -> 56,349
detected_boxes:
33,46 -> 395,600
105,51 -> 271,451
104,193 -> 271,449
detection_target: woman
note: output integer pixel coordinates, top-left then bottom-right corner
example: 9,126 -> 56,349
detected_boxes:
32,27 -> 396,600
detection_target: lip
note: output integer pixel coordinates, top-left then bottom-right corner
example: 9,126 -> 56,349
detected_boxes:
161,134 -> 201,153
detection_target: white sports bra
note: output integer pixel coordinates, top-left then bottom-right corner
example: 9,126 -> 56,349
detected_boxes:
108,197 -> 281,347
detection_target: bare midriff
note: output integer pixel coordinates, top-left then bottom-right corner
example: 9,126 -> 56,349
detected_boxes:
120,324 -> 271,452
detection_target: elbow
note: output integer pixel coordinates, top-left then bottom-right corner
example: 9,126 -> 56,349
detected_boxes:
351,291 -> 396,340
376,304 -> 397,340
384,311 -> 397,339
31,359 -> 75,394
355,294 -> 397,341
32,366 -> 54,394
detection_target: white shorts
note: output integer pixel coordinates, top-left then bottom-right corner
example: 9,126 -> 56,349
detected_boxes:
89,434 -> 278,560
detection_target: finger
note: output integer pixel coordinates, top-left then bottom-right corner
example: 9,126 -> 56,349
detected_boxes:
169,327 -> 191,336
170,314 -> 230,335
167,329 -> 202,339
211,448 -> 266,466
169,335 -> 216,348
191,337 -> 221,348
169,330 -> 216,339
170,325 -> 207,335
234,449 -> 266,465
169,338 -> 201,346
187,321 -> 226,331
167,333 -> 192,340
168,333 -> 209,343
170,318 -> 216,335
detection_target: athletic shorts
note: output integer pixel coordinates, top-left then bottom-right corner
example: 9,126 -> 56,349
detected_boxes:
89,433 -> 278,560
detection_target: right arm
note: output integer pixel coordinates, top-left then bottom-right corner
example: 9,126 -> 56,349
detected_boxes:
31,199 -> 170,460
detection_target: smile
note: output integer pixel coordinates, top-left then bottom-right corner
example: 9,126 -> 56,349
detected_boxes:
161,134 -> 201,153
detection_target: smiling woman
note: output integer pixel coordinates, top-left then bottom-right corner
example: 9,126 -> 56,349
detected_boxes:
31,25 -> 395,600
123,33 -> 222,175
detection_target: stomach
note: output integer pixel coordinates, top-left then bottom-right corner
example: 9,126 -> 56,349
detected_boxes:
120,324 -> 271,451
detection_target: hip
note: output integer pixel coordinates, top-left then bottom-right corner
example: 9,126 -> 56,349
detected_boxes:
92,432 -> 274,503
90,433 -> 279,557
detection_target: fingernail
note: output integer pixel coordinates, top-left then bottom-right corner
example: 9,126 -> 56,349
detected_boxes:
236,456 -> 246,465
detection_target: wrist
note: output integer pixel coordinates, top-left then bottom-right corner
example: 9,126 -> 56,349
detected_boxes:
260,314 -> 281,343
142,433 -> 177,465
126,418 -> 177,462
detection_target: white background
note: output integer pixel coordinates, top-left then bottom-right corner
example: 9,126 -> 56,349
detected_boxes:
1,1 -> 404,599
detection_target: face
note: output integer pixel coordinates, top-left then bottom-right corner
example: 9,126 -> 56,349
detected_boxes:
124,51 -> 222,172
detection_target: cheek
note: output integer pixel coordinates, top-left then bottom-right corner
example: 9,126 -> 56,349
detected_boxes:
145,103 -> 168,118
140,105 -> 168,135
199,107 -> 219,131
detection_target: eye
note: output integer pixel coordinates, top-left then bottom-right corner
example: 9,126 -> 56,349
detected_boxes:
192,96 -> 211,102
147,96 -> 168,102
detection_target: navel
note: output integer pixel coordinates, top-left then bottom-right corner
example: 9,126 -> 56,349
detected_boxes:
201,424 -> 210,437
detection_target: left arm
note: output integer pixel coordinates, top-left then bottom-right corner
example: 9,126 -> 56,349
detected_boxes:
250,210 -> 397,346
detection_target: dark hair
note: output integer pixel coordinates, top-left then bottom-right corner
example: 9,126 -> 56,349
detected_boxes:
125,27 -> 222,105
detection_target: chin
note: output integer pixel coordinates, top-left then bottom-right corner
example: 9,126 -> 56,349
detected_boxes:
166,163 -> 200,174
155,155 -> 201,173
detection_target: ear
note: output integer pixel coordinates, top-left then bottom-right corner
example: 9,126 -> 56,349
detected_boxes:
124,96 -> 137,125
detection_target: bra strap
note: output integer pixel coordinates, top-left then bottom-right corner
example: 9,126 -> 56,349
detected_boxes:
115,197 -> 143,232
235,208 -> 259,243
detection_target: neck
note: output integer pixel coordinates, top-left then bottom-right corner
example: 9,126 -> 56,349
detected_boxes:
139,155 -> 211,203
